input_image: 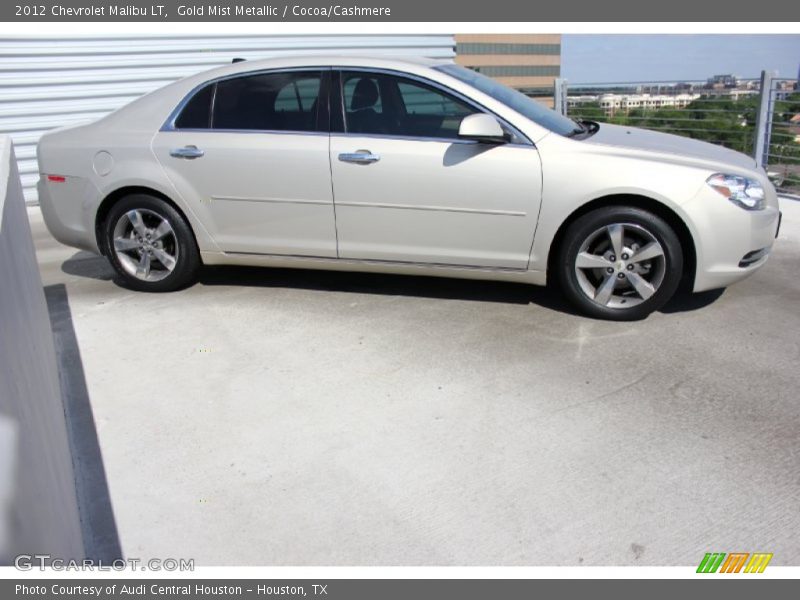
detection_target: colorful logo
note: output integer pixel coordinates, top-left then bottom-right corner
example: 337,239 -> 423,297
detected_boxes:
697,552 -> 773,573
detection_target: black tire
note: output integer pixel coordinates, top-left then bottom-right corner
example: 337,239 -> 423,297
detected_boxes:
556,206 -> 683,321
103,194 -> 200,292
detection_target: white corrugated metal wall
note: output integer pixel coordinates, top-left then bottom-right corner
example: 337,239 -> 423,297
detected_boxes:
0,35 -> 456,204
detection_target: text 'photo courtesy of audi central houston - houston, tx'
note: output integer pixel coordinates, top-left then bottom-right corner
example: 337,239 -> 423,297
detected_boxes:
37,56 -> 781,320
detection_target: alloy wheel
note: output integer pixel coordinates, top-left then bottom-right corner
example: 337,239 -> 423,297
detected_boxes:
111,208 -> 179,282
573,222 -> 666,309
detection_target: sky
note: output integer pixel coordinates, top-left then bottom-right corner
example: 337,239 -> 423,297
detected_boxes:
561,35 -> 800,84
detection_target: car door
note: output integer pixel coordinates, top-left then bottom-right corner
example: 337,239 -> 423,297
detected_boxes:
329,70 -> 543,269
152,69 -> 337,257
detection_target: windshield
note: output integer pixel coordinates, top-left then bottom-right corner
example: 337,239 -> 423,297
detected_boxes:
435,64 -> 583,137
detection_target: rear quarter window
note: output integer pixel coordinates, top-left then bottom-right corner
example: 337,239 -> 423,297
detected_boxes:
174,84 -> 213,129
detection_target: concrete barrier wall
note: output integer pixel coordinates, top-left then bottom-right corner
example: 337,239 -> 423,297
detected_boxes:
0,136 -> 84,562
0,415 -> 16,563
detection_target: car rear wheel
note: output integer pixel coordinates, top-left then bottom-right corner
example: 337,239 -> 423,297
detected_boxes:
557,206 -> 683,320
103,194 -> 200,292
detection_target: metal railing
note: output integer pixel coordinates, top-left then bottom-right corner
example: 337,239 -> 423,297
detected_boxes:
764,76 -> 800,195
543,73 -> 800,195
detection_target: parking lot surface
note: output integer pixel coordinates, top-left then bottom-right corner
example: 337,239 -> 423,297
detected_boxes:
30,200 -> 800,566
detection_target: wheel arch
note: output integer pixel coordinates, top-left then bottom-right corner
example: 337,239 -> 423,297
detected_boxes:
95,185 -> 199,256
546,193 -> 697,291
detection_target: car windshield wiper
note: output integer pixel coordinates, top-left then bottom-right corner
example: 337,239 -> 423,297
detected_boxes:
565,123 -> 587,137
581,120 -> 600,135
565,120 -> 599,138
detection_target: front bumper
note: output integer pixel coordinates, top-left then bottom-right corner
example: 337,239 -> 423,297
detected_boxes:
683,185 -> 781,292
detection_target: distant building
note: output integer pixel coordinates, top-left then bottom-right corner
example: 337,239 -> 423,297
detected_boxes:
454,34 -> 561,95
569,92 -> 700,116
774,79 -> 797,101
706,88 -> 759,100
789,114 -> 800,143
706,74 -> 738,89
606,93 -> 698,114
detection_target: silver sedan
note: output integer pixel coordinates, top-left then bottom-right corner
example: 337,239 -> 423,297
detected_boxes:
37,56 -> 781,320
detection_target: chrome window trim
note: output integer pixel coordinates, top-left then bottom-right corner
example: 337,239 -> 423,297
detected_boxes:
160,66 -> 332,134
159,127 -> 330,138
208,78 -> 218,128
334,67 -> 533,146
331,131 -> 532,148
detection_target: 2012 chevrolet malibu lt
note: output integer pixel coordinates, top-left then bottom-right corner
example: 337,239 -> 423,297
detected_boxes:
37,56 -> 781,320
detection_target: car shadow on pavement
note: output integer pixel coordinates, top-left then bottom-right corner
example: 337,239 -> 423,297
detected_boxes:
60,250 -> 116,281
659,287 -> 725,313
44,283 -> 123,561
60,251 -> 580,314
61,251 -> 725,317
199,265 -> 584,314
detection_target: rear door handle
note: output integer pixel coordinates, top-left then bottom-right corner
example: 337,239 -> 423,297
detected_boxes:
338,150 -> 380,164
170,145 -> 204,159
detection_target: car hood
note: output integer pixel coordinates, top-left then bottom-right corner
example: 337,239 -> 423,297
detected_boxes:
583,122 -> 757,171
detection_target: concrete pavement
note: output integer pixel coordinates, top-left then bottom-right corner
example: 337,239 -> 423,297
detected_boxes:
30,200 -> 800,566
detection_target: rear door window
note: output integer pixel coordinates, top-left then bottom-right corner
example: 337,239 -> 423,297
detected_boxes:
212,71 -> 323,132
174,70 -> 325,133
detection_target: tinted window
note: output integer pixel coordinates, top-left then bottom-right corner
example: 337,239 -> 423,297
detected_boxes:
174,83 -> 213,129
341,71 -> 477,139
396,81 -> 474,138
212,71 -> 323,132
274,77 -> 323,112
343,75 -> 384,115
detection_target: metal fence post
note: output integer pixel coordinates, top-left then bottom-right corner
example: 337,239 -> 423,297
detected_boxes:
554,78 -> 568,116
753,70 -> 775,168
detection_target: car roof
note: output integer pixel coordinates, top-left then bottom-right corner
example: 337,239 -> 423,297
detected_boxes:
188,54 -> 452,82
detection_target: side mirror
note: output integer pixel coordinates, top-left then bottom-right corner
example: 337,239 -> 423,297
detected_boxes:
458,114 -> 509,144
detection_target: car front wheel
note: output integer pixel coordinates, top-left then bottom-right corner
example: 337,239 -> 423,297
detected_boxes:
557,206 -> 684,320
103,194 -> 200,292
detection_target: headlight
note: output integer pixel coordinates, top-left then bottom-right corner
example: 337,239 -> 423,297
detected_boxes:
706,173 -> 766,210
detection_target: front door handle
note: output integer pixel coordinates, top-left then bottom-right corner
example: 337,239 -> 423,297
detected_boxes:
338,150 -> 380,164
170,145 -> 205,159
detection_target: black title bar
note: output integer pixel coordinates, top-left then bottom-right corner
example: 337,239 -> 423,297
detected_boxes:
3,0 -> 800,21
4,579 -> 799,600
